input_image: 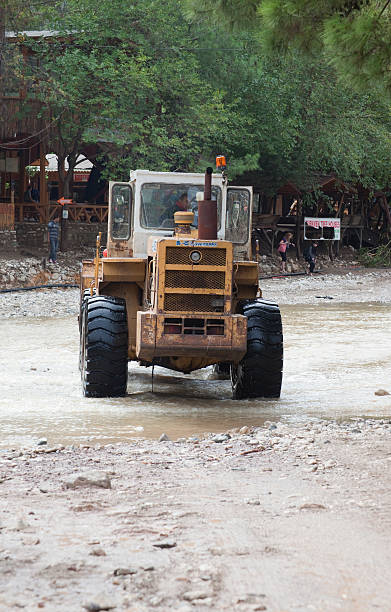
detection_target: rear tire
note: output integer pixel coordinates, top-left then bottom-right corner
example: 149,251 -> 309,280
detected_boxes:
78,288 -> 93,333
212,362 -> 231,380
80,295 -> 128,398
231,299 -> 283,399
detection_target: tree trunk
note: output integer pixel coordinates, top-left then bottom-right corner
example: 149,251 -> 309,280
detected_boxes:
0,3 -> 6,123
379,195 -> 391,234
295,199 -> 302,258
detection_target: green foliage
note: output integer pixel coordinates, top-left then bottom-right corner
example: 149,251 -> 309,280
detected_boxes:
6,0 -> 391,197
189,0 -> 391,96
359,240 -> 391,267
184,0 -> 260,29
17,0 -> 232,182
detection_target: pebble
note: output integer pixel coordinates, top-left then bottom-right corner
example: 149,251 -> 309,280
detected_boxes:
13,518 -> 31,532
375,389 -> 390,396
83,597 -> 116,611
152,539 -> 176,549
89,547 -> 106,557
239,426 -> 250,434
212,434 -> 231,443
37,438 -> 47,446
113,567 -> 138,576
64,471 -> 111,490
158,433 -> 170,442
300,503 -> 327,511
182,590 -> 210,601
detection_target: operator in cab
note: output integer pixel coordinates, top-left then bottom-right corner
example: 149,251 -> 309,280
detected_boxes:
159,192 -> 189,226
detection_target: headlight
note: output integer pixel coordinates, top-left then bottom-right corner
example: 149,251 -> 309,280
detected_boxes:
189,250 -> 202,263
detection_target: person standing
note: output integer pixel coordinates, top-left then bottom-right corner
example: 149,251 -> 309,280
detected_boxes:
277,232 -> 295,273
48,216 -> 60,263
24,183 -> 39,203
304,241 -> 318,274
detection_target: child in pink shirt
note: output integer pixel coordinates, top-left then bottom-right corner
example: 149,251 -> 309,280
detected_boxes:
277,232 -> 295,273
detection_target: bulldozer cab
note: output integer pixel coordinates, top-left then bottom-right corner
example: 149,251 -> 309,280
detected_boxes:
107,170 -> 252,259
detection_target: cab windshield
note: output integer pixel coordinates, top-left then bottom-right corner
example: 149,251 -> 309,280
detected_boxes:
140,183 -> 222,230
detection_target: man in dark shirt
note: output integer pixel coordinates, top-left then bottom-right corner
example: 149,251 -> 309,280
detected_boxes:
48,216 -> 60,263
304,241 -> 318,274
159,193 -> 189,226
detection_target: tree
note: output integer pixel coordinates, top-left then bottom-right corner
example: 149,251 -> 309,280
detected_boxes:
186,22 -> 391,193
187,0 -> 391,95
18,0 -> 229,196
7,0 -> 391,203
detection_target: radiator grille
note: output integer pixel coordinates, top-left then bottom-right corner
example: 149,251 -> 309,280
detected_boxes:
165,269 -> 225,289
166,247 -> 226,266
164,293 -> 224,313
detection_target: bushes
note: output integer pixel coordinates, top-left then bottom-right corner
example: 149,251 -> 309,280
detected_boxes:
359,241 -> 391,267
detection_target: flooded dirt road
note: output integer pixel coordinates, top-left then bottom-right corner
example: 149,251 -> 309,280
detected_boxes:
1,272 -> 391,612
1,301 -> 390,448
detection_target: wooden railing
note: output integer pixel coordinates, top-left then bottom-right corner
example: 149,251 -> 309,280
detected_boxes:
0,203 -> 15,230
13,202 -> 108,224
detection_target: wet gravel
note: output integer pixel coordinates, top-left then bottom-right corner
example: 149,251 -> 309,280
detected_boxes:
261,268 -> 391,305
0,287 -> 79,319
1,419 -> 391,611
0,268 -> 390,320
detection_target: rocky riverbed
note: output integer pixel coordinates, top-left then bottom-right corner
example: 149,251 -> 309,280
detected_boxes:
0,268 -> 389,319
0,249 -> 90,290
0,248 -> 389,318
0,245 -> 363,292
261,267 -> 391,304
1,419 -> 391,611
1,256 -> 391,611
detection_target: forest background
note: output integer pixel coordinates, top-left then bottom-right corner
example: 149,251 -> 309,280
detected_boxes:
2,0 -> 391,197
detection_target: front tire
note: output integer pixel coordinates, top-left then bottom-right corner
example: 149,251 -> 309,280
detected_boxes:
80,295 -> 128,398
231,299 -> 283,399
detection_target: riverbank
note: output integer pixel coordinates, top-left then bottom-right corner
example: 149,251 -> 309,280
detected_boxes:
1,419 -> 391,611
261,267 -> 391,304
0,267 -> 390,319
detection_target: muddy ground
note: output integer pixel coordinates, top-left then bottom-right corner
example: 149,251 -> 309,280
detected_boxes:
1,420 -> 391,612
1,267 -> 391,611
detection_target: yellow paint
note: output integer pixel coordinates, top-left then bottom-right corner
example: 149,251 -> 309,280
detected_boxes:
80,236 -> 259,373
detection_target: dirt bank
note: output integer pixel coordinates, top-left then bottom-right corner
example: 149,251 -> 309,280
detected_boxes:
0,268 -> 390,320
261,268 -> 391,305
1,419 -> 391,611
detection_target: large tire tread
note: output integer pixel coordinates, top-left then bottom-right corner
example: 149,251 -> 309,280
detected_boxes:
81,295 -> 128,398
232,298 -> 283,399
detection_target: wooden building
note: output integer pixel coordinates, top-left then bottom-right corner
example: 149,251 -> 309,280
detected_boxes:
0,31 -> 54,229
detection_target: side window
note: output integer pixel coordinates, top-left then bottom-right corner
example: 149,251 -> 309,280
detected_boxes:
225,188 -> 250,244
111,184 -> 132,240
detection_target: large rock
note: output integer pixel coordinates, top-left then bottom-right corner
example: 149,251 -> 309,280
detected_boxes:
64,471 -> 111,490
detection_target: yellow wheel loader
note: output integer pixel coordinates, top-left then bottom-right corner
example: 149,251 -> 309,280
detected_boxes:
79,162 -> 283,399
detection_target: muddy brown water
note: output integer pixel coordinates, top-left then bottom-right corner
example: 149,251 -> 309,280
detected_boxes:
0,303 -> 390,448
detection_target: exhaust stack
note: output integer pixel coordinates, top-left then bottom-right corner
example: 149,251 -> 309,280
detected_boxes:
198,167 -> 217,240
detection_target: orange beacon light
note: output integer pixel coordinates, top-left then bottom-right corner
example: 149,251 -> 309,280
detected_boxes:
216,155 -> 226,170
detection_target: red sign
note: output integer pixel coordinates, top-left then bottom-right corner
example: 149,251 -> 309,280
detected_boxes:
74,172 -> 89,182
57,197 -> 73,206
